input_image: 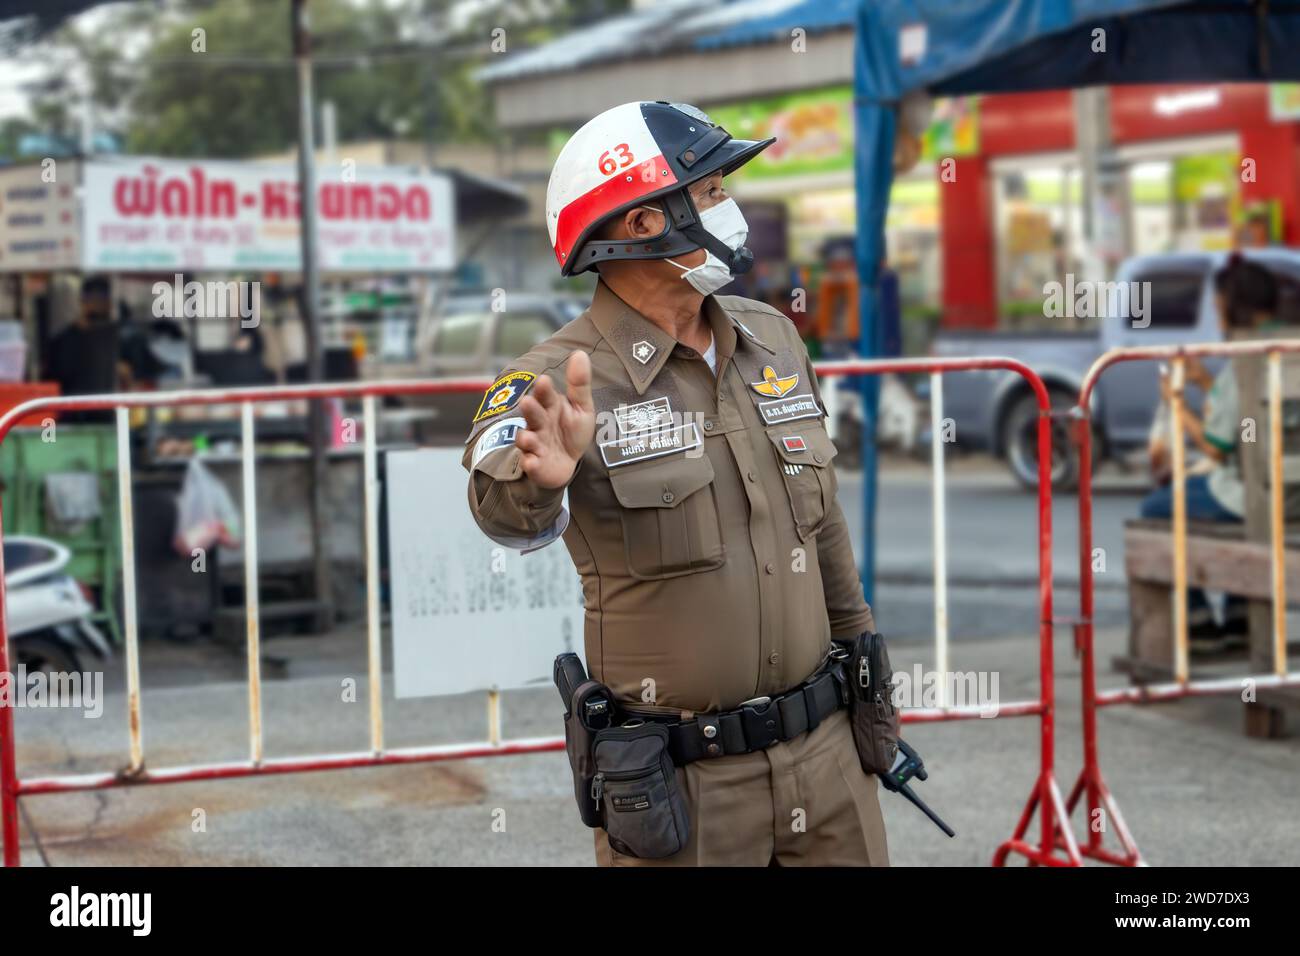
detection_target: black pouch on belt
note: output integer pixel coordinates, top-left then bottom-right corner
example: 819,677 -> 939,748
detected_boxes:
845,632 -> 901,775
554,653 -> 611,829
590,721 -> 690,859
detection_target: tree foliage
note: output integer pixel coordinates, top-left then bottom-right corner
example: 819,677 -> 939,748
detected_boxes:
6,0 -> 630,161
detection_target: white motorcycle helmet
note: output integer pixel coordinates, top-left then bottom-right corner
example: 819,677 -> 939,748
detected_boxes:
546,101 -> 774,277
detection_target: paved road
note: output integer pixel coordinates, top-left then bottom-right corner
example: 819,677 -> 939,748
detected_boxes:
14,453 -> 1293,866
12,624 -> 1298,866
842,456 -> 1145,642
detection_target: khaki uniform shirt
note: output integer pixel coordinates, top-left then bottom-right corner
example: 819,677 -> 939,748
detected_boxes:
462,281 -> 874,715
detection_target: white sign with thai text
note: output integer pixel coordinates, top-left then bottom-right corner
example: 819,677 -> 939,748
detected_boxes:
386,447 -> 583,698
82,157 -> 454,273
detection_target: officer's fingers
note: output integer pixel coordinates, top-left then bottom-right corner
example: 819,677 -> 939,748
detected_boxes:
514,428 -> 542,455
564,350 -> 594,414
531,373 -> 562,413
518,395 -> 549,433
518,451 -> 541,479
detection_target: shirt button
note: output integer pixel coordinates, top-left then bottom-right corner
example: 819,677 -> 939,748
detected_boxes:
769,653 -> 780,665
661,491 -> 675,504
747,471 -> 757,482
813,453 -> 825,464
703,420 -> 714,432
764,562 -> 776,574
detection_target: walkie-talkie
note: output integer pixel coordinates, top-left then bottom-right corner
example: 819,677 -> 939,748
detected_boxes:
879,738 -> 955,838
553,652 -> 612,731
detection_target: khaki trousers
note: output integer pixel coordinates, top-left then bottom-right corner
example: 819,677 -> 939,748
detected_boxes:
595,709 -> 889,866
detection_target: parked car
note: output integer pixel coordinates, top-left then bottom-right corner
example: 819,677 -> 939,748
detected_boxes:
408,291 -> 589,443
931,249 -> 1300,489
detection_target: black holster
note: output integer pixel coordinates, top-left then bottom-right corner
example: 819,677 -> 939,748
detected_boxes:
553,653 -> 691,859
554,653 -> 609,829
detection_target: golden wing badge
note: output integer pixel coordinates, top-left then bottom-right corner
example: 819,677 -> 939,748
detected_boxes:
750,365 -> 799,398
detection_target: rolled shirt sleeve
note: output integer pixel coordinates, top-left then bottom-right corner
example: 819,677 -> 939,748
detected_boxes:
462,362 -> 574,552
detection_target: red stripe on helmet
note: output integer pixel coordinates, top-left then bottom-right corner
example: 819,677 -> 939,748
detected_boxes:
553,154 -> 676,266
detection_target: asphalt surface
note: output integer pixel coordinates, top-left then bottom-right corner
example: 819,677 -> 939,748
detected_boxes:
8,456 -> 1298,866
848,455 -> 1143,642
11,624 -> 1299,866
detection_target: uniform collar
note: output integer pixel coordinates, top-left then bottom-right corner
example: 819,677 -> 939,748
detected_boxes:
717,299 -> 777,355
588,282 -> 677,394
588,281 -> 774,394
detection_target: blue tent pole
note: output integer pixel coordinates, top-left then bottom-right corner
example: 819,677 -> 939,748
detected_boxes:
851,87 -> 896,606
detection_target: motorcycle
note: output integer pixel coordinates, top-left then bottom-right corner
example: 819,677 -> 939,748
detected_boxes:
4,535 -> 111,679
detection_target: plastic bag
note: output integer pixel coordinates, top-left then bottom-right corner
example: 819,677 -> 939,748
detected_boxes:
173,458 -> 242,556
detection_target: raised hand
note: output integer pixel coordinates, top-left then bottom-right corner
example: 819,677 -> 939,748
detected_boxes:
514,350 -> 596,489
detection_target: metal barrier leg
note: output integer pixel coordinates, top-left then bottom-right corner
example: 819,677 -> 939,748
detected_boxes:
1061,395 -> 1143,866
117,407 -> 146,775
241,403 -> 264,765
992,381 -> 1081,866
930,372 -> 950,706
0,501 -> 20,867
362,396 -> 384,755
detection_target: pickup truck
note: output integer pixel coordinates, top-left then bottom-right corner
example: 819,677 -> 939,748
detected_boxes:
931,249 -> 1300,489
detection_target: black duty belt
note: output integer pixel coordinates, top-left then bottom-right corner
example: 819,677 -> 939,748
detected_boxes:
648,653 -> 851,766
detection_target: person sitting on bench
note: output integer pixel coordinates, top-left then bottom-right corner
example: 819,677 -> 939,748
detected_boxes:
1139,256 -> 1279,652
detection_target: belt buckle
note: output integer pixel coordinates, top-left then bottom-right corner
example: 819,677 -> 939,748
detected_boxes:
739,696 -> 779,750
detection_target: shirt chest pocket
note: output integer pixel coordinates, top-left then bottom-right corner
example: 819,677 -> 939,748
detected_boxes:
607,453 -> 726,580
766,424 -> 837,541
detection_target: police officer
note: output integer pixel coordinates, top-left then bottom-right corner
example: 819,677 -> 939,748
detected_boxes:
463,102 -> 888,866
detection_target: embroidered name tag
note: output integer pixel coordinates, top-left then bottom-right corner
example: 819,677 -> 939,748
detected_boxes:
599,422 -> 702,468
759,392 -> 821,425
471,416 -> 525,469
614,396 -> 673,435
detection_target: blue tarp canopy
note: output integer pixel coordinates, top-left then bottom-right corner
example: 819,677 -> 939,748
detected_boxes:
852,0 -> 1300,598
694,0 -> 857,50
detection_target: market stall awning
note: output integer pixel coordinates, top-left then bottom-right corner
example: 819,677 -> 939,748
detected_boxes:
858,0 -> 1300,103
442,167 -> 528,222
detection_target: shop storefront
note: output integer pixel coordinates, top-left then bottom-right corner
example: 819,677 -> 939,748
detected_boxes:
952,82 -> 1300,329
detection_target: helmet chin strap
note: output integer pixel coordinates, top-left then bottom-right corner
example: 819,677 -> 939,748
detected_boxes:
661,189 -> 756,276
677,219 -> 754,275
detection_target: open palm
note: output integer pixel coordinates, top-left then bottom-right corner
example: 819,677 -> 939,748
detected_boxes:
514,350 -> 596,489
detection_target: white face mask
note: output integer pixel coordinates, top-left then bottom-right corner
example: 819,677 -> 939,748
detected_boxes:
661,198 -> 750,296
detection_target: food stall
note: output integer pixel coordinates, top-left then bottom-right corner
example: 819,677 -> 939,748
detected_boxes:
0,153 -> 524,639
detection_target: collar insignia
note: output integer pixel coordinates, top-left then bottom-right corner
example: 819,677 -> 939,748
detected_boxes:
631,340 -> 657,365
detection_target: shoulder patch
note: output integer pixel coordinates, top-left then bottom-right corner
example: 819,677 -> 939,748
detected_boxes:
473,371 -> 536,424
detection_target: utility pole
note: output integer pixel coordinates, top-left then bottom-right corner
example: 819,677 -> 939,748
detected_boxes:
1073,87 -> 1130,282
292,0 -> 334,632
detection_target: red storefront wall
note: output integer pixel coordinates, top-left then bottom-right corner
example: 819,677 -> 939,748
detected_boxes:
939,83 -> 1300,329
